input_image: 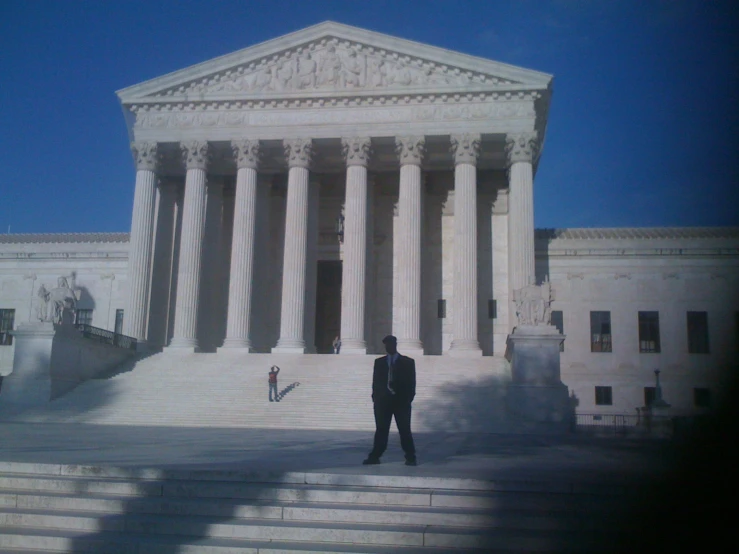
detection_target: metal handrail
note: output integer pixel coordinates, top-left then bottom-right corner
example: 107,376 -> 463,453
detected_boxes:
74,324 -> 138,351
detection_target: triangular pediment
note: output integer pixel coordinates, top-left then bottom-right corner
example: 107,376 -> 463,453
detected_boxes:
118,22 -> 551,103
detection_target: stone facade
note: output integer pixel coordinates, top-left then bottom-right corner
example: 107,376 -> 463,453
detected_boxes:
1,23 -> 737,419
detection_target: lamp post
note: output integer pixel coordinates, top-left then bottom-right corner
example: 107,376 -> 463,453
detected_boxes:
653,368 -> 671,409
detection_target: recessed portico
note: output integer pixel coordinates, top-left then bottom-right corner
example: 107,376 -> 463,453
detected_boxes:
117,21 -> 551,356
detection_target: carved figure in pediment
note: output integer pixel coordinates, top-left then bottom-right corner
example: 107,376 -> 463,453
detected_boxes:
367,58 -> 387,87
341,48 -> 364,88
387,61 -> 412,86
252,66 -> 273,91
271,59 -> 295,92
318,46 -> 342,86
296,52 -> 317,89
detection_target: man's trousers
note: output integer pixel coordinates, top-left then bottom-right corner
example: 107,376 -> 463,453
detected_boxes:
369,398 -> 416,460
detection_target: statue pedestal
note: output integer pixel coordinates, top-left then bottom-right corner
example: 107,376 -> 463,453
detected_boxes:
505,325 -> 572,431
1,322 -> 56,407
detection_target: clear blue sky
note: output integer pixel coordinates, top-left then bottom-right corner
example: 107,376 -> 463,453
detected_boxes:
1,0 -> 736,234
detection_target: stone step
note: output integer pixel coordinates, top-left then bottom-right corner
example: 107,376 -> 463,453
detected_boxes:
0,492 -> 621,531
0,524 -> 600,553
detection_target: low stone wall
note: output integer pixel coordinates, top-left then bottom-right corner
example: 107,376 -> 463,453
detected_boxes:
0,323 -> 136,408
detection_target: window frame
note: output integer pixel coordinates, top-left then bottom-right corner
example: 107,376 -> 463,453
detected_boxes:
644,387 -> 656,408
594,386 -> 613,406
693,388 -> 711,408
638,311 -> 661,353
590,311 -> 612,353
551,310 -> 564,351
75,309 -> 93,327
687,311 -> 710,354
0,308 -> 15,346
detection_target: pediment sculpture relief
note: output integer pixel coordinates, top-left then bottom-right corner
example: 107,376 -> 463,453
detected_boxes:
155,41 -> 517,97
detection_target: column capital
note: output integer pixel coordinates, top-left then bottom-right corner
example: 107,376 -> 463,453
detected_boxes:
395,136 -> 425,166
231,139 -> 261,170
131,141 -> 159,172
505,132 -> 539,166
283,138 -> 313,169
181,140 -> 211,170
450,133 -> 481,166
341,137 -> 373,167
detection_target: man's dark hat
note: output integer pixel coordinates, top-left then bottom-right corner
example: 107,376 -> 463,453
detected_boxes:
382,335 -> 397,344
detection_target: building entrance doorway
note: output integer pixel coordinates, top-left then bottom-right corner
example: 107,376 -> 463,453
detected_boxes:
315,260 -> 342,354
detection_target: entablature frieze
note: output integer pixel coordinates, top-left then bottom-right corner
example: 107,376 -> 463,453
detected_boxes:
129,100 -> 538,149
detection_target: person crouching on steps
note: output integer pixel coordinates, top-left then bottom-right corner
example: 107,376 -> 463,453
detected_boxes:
269,365 -> 280,402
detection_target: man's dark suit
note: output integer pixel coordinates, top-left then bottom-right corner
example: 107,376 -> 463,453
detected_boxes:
368,353 -> 416,462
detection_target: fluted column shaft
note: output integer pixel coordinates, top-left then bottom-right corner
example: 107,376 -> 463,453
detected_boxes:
506,133 -> 538,292
123,142 -> 159,343
340,138 -> 372,354
395,137 -> 425,352
223,140 -> 261,349
169,141 -> 210,349
274,139 -> 313,353
450,134 -> 481,354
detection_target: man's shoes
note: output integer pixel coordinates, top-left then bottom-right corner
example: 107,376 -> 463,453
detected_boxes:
362,457 -> 381,465
269,399 -> 273,402
405,458 -> 417,466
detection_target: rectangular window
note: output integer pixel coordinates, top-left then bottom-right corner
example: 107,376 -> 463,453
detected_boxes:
590,311 -> 612,352
0,309 -> 15,346
644,387 -> 656,408
437,299 -> 446,319
488,299 -> 497,319
75,309 -> 93,326
551,310 -> 564,351
595,386 -> 613,406
687,311 -> 709,354
114,309 -> 124,335
638,311 -> 661,353
694,388 -> 711,408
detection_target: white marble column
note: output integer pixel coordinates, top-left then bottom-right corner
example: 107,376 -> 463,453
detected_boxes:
222,140 -> 261,350
449,134 -> 482,356
273,138 -> 313,353
168,141 -> 210,350
339,137 -> 372,354
506,132 -> 538,293
394,136 -> 425,353
123,141 -> 159,344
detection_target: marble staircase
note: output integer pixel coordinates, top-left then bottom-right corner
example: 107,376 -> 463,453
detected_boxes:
0,461 -> 629,553
0,353 -> 513,432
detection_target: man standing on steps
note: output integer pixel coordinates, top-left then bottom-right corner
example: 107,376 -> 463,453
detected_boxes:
268,365 -> 280,402
363,335 -> 417,466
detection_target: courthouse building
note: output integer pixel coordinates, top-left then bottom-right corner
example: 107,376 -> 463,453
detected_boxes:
1,22 -> 737,418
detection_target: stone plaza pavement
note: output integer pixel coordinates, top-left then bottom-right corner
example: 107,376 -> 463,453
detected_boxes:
0,424 -> 674,484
